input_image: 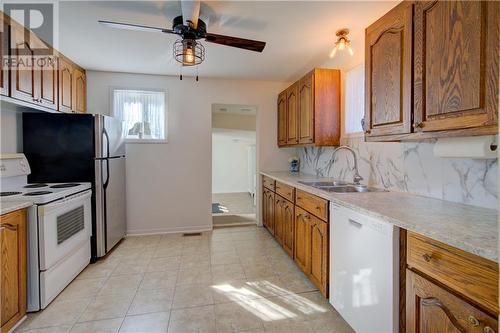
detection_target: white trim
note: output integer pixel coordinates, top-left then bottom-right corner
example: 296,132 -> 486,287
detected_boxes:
126,225 -> 213,236
109,86 -> 169,143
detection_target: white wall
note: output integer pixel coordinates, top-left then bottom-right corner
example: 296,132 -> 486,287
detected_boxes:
0,102 -> 27,153
87,71 -> 291,234
212,133 -> 253,194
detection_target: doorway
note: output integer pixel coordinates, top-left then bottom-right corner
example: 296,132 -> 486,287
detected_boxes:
211,103 -> 257,227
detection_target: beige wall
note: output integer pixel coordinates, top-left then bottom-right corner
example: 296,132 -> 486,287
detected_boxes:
212,113 -> 256,131
87,71 -> 292,234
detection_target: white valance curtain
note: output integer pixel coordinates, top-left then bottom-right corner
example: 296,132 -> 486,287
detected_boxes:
113,89 -> 166,140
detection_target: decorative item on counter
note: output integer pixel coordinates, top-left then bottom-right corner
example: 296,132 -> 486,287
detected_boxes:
289,156 -> 300,173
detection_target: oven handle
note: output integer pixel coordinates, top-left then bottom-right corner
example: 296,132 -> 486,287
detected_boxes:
38,190 -> 92,214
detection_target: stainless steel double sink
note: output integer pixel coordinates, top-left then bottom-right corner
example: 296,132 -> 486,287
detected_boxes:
298,180 -> 386,193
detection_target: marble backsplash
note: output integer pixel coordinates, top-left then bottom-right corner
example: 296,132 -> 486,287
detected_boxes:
297,137 -> 498,209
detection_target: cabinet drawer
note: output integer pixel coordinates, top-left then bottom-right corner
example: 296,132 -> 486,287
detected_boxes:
295,189 -> 328,221
262,176 -> 275,191
275,182 -> 294,202
407,232 -> 498,314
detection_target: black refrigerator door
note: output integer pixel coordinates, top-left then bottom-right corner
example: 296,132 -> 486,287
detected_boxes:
23,113 -> 95,183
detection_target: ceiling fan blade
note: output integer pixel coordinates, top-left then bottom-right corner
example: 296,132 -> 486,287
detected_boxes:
205,33 -> 266,52
98,20 -> 174,34
181,0 -> 201,28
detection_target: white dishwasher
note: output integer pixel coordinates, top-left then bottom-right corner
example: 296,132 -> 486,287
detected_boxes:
329,202 -> 399,333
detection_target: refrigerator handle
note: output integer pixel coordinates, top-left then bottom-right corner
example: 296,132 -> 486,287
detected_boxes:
103,159 -> 110,189
102,128 -> 110,159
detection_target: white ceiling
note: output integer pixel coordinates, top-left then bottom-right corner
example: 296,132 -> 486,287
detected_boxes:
58,1 -> 398,81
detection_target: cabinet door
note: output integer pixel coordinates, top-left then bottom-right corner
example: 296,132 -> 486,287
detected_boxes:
277,91 -> 287,146
298,73 -> 314,144
0,13 -> 9,96
0,210 -> 26,332
286,84 -> 299,145
294,206 -> 311,274
406,270 -> 498,333
274,196 -> 284,245
37,53 -> 58,110
282,199 -> 294,258
58,57 -> 73,113
310,219 -> 328,297
72,67 -> 86,113
365,1 -> 413,137
414,1 -> 498,132
9,23 -> 36,103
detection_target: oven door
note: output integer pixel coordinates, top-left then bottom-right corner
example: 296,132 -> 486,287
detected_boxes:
38,190 -> 92,271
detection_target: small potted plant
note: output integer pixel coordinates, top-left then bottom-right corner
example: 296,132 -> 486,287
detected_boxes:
289,155 -> 300,173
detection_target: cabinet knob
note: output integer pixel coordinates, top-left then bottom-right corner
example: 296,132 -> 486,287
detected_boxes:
414,122 -> 424,129
467,315 -> 480,327
316,206 -> 320,210
484,326 -> 496,333
364,129 -> 371,134
422,253 -> 432,262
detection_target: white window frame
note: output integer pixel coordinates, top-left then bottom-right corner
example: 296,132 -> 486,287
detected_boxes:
341,64 -> 365,141
110,86 -> 169,144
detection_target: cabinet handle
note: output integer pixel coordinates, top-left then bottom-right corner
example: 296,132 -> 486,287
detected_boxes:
0,223 -> 17,231
422,253 -> 432,262
414,122 -> 424,129
364,129 -> 371,134
484,326 -> 496,333
315,206 -> 321,210
297,196 -> 302,200
467,315 -> 480,327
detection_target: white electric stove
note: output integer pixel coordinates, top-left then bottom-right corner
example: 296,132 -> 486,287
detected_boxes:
0,154 -> 92,311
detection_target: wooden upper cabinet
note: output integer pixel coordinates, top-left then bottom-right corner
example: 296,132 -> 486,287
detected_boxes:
37,52 -> 58,110
73,66 -> 86,113
414,1 -> 498,133
0,13 -> 9,96
58,57 -> 73,113
406,270 -> 498,333
277,68 -> 340,147
9,21 -> 36,104
365,1 -> 413,137
277,91 -> 287,146
0,209 -> 27,333
298,73 -> 314,144
286,84 -> 299,145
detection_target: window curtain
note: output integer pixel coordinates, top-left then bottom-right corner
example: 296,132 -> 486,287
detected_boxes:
344,64 -> 364,134
113,89 -> 166,140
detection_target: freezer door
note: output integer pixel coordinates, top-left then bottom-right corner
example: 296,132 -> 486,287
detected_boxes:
95,115 -> 125,158
103,156 -> 126,252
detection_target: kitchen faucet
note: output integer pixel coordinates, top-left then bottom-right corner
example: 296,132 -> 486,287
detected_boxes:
331,146 -> 364,185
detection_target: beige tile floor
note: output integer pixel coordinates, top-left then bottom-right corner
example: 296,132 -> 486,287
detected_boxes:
15,225 -> 353,333
212,193 -> 255,215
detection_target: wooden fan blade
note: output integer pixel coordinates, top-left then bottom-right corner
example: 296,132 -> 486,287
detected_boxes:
205,33 -> 266,52
98,20 -> 174,34
181,0 -> 201,28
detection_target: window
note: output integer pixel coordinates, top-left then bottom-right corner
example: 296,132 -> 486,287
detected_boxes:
112,89 -> 167,142
344,64 -> 365,135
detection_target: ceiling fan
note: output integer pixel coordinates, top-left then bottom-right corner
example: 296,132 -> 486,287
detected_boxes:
98,0 -> 266,69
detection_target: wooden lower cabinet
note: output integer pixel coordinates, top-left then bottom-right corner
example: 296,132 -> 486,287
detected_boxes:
262,187 -> 275,235
310,219 -> 328,296
0,209 -> 27,333
294,206 -> 311,273
294,206 -> 329,297
406,270 -> 498,333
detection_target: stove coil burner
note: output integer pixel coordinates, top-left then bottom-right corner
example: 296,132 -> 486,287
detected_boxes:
0,191 -> 22,197
23,191 -> 53,196
24,183 -> 48,188
50,183 -> 81,189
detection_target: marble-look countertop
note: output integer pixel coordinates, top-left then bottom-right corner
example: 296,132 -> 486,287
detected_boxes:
1,201 -> 33,215
261,171 -> 499,262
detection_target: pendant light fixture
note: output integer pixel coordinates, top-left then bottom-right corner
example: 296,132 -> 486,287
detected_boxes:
330,28 -> 353,58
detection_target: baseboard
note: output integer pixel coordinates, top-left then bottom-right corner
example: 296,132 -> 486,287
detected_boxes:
126,225 -> 213,236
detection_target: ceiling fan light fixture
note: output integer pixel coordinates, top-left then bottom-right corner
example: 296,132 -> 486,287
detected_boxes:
330,28 -> 353,58
174,39 -> 205,66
